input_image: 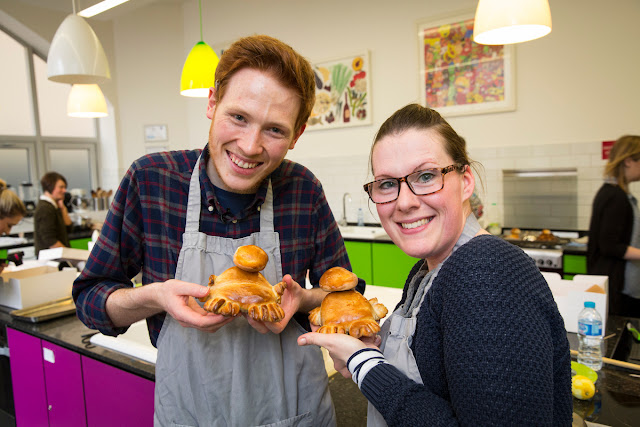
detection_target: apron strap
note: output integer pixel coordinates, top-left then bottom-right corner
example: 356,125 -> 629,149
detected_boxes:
184,154 -> 203,232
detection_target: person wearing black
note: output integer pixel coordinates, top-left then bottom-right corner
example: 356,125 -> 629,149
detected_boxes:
588,135 -> 640,317
33,171 -> 71,256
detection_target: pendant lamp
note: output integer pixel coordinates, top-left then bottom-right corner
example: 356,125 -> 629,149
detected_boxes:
47,1 -> 111,84
67,84 -> 108,118
473,0 -> 552,45
180,0 -> 219,97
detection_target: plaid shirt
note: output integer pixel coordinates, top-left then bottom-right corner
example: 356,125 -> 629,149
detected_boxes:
72,145 -> 361,346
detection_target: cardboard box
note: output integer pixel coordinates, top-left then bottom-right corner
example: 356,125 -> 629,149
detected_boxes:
543,272 -> 609,334
0,266 -> 77,310
38,247 -> 89,262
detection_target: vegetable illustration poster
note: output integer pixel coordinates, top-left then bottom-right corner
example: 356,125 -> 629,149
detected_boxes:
418,14 -> 515,117
307,52 -> 372,130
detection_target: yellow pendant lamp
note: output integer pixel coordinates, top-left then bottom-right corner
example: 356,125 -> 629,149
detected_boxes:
67,84 -> 108,118
180,0 -> 219,97
473,0 -> 552,45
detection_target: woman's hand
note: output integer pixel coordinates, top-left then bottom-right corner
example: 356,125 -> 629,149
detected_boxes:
298,331 -> 382,378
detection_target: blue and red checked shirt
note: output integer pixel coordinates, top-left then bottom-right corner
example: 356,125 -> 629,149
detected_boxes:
72,145 -> 363,346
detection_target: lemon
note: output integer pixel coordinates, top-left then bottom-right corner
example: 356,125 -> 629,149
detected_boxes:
572,375 -> 595,400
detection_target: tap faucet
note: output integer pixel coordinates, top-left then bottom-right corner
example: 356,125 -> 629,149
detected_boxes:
340,193 -> 351,226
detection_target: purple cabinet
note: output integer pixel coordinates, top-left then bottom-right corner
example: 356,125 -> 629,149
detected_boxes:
8,328 -> 154,426
42,341 -> 87,426
82,356 -> 154,427
7,328 -> 87,427
6,328 -> 49,426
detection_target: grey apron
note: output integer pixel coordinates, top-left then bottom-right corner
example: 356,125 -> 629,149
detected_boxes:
366,214 -> 481,426
154,155 -> 336,427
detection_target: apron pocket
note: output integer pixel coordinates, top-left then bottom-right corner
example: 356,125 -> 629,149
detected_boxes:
256,411 -> 312,427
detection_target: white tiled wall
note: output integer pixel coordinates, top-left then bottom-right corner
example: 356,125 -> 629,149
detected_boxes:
292,140 -> 640,232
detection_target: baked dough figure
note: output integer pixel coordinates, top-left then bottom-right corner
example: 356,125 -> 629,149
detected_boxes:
309,267 -> 388,338
200,245 -> 286,322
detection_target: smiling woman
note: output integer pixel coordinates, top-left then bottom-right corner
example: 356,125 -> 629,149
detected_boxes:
299,103 -> 573,426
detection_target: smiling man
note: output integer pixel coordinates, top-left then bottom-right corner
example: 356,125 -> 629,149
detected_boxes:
73,35 -> 362,426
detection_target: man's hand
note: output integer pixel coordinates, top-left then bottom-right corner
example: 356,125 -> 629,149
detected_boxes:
245,274 -> 305,334
107,279 -> 234,333
297,331 -> 382,378
156,279 -> 234,333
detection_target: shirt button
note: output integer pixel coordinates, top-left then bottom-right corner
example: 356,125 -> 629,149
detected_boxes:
208,206 -> 213,212
232,219 -> 237,224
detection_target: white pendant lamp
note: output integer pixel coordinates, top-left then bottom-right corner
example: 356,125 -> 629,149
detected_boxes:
47,1 -> 111,84
473,0 -> 552,45
180,0 -> 219,97
67,84 -> 108,118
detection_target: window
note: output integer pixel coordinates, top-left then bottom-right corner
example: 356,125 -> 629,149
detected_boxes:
0,26 -> 100,199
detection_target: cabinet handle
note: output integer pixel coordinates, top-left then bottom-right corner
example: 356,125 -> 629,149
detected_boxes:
48,404 -> 52,411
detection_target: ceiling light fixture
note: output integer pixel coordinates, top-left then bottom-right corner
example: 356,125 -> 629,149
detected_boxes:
78,0 -> 130,18
67,84 -> 108,118
180,0 -> 219,97
473,0 -> 552,45
47,1 -> 111,84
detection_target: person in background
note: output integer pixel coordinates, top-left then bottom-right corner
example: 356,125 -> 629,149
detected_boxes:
73,35 -> 362,425
33,171 -> 71,256
469,191 -> 484,223
0,179 -> 27,273
299,103 -> 572,426
588,135 -> 640,317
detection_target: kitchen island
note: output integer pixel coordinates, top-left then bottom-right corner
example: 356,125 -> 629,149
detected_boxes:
1,308 -> 638,426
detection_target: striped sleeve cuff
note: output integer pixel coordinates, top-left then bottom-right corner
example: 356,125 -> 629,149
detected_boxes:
347,348 -> 389,389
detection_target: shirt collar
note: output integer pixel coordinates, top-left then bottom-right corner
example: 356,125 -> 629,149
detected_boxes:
200,144 -> 268,220
40,194 -> 58,208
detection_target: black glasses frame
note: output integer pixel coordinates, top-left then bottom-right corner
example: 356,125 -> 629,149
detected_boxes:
363,164 -> 466,204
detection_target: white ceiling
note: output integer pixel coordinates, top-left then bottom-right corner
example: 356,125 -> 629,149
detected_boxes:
13,0 -> 187,21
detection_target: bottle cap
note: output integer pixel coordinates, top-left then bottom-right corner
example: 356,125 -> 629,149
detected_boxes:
584,301 -> 595,308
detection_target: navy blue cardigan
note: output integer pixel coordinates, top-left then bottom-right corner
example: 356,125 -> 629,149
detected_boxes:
361,235 -> 572,426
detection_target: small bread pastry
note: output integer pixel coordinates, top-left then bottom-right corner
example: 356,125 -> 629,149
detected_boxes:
309,291 -> 388,338
507,228 -> 521,239
537,229 -> 556,242
233,245 -> 269,272
200,245 -> 286,322
319,266 -> 358,292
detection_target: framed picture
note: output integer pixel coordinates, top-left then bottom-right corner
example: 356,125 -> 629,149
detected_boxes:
144,124 -> 168,142
306,51 -> 372,130
418,12 -> 516,117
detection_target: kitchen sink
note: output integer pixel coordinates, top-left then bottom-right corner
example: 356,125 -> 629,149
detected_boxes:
339,225 -> 389,240
90,320 -> 157,364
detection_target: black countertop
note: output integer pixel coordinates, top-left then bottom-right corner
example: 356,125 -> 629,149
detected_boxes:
0,306 -> 155,381
1,307 -> 638,426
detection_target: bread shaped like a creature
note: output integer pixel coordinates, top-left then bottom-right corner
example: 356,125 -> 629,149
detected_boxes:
309,267 -> 388,338
200,245 -> 286,322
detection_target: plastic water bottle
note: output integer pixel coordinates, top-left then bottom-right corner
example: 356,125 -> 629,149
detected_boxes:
578,301 -> 603,371
357,208 -> 365,226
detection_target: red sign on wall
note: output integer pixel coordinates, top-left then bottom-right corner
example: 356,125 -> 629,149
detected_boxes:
602,140 -> 615,160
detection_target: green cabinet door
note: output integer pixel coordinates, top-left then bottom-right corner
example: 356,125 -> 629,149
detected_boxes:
344,240 -> 373,285
70,238 -> 91,250
563,253 -> 587,280
372,242 -> 421,288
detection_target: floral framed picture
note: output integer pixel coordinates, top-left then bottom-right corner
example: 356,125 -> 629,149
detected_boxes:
306,51 -> 372,130
418,12 -> 516,117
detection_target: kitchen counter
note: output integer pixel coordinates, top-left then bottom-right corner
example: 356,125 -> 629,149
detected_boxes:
1,306 -> 638,426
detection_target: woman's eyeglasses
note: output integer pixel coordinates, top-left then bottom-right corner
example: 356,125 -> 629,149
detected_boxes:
363,164 -> 466,204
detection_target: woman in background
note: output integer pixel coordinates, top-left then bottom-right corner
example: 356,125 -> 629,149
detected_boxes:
0,179 -> 27,272
299,104 -> 572,426
33,171 -> 72,256
588,135 -> 640,317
